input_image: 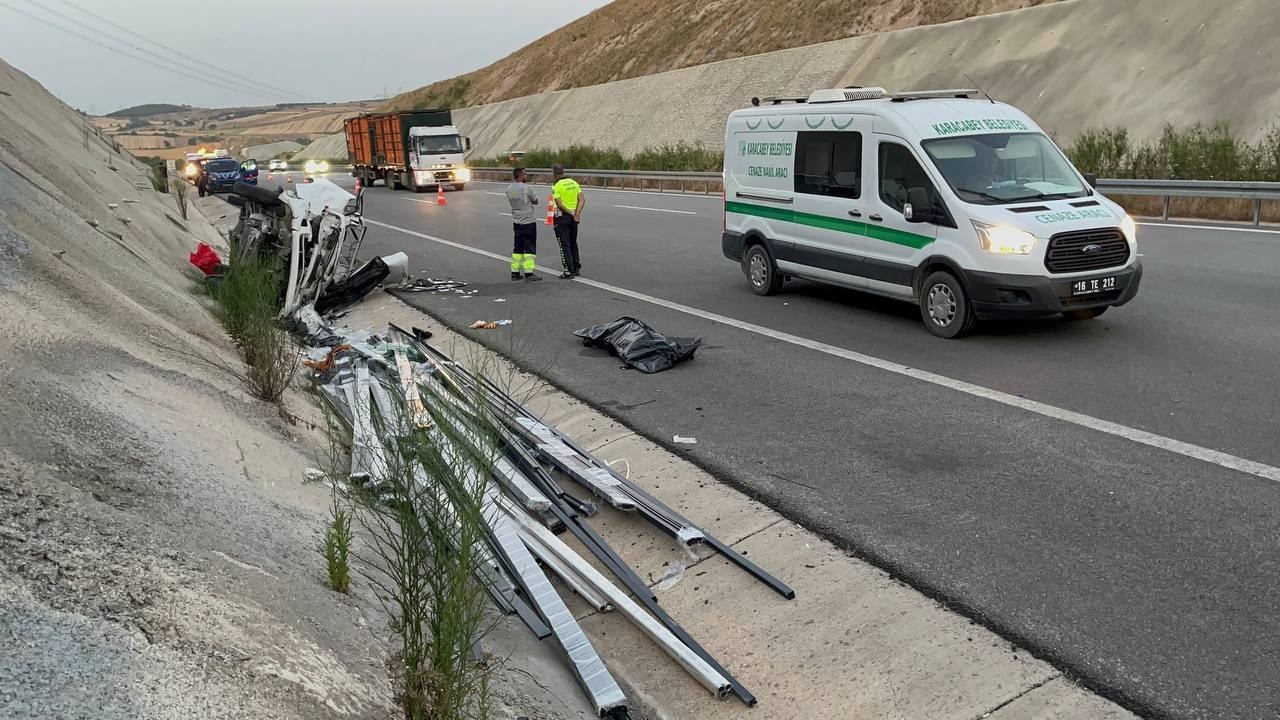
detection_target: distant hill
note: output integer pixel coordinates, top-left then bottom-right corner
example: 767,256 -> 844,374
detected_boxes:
107,103 -> 192,118
388,0 -> 1056,110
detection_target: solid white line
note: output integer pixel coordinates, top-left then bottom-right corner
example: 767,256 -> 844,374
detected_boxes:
404,197 -> 436,205
486,191 -> 506,196
1136,220 -> 1280,235
613,204 -> 697,215
497,211 -> 512,217
364,217 -> 1280,484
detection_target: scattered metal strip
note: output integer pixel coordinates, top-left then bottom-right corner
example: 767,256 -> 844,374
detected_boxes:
480,483 -> 627,715
519,525 -> 613,613
501,499 -> 731,699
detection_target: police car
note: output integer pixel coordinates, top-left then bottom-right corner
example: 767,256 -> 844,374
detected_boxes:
721,87 -> 1142,338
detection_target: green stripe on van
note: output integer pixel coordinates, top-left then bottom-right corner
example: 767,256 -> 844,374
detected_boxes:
725,200 -> 934,250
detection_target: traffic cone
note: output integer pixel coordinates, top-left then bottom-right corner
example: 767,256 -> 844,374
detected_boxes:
436,184 -> 447,206
545,194 -> 555,225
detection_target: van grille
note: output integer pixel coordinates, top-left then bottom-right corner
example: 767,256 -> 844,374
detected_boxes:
1044,228 -> 1130,274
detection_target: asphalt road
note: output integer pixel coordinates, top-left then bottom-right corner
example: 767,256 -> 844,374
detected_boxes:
321,173 -> 1280,720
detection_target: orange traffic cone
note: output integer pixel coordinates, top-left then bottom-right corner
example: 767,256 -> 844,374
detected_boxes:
436,184 -> 447,206
545,194 -> 555,225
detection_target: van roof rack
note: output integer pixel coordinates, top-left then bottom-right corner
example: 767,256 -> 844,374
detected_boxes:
889,89 -> 979,102
751,96 -> 807,106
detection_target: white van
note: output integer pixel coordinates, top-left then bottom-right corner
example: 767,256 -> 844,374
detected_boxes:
721,87 -> 1142,338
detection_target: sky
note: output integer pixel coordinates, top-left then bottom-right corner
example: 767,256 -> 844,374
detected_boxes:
0,0 -> 610,113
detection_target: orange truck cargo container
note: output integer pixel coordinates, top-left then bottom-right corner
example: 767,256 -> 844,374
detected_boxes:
345,109 -> 472,192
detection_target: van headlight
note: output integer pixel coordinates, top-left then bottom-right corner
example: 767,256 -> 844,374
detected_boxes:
973,220 -> 1037,255
455,166 -> 471,183
1120,213 -> 1137,243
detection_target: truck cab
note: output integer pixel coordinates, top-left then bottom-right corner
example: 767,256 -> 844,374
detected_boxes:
408,125 -> 472,190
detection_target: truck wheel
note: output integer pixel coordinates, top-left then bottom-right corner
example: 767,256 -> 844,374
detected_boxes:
387,170 -> 400,191
1064,307 -> 1108,321
453,183 -> 466,191
920,270 -> 976,339
408,172 -> 420,193
744,244 -> 782,296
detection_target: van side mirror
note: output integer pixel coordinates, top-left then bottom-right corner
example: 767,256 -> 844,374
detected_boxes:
904,187 -> 932,223
1083,172 -> 1098,188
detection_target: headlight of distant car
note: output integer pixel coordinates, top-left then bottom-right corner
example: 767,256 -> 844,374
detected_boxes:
973,220 -> 1037,255
455,166 -> 471,183
304,160 -> 328,174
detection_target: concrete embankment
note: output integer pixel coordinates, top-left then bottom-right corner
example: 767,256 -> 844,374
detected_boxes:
440,0 -> 1280,158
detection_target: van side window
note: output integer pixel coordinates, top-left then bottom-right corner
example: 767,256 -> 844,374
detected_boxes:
794,131 -> 861,199
878,143 -> 938,213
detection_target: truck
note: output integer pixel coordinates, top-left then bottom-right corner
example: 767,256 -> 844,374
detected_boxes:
345,110 -> 472,193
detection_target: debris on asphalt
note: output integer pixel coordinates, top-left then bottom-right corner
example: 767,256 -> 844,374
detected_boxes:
574,317 -> 702,374
295,318 -> 795,715
470,320 -> 511,329
673,436 -> 697,445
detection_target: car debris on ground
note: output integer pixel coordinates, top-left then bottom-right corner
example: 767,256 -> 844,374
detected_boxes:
218,179 -> 793,716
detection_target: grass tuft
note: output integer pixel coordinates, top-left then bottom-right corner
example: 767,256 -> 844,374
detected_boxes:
324,493 -> 352,594
170,177 -> 189,220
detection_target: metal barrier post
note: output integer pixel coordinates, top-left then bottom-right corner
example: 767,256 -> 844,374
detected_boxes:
1254,199 -> 1262,226
1162,196 -> 1170,221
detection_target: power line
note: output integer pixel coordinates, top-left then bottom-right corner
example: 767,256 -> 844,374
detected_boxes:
0,0 -> 289,103
48,0 -> 315,102
10,0 -> 309,103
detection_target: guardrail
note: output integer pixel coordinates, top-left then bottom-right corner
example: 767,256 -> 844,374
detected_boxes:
471,167 -> 723,195
472,168 -> 1280,225
1095,179 -> 1280,225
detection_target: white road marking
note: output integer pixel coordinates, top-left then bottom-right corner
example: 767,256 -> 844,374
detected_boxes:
498,211 -> 512,217
486,191 -> 506,196
404,197 -> 436,204
364,217 -> 1280,484
1136,220 -> 1280,235
613,204 -> 697,215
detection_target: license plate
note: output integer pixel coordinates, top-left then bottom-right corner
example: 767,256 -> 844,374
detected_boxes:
1071,276 -> 1117,296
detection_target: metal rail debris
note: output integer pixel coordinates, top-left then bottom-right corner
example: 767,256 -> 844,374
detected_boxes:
296,315 -> 795,714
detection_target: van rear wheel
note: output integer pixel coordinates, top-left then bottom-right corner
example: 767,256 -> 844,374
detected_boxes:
920,270 -> 976,339
745,244 -> 783,296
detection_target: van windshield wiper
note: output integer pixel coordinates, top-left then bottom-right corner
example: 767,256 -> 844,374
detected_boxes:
1003,191 -> 1083,203
955,187 -> 1009,203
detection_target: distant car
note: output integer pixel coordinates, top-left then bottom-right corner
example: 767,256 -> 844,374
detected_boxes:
203,158 -> 245,194
304,159 -> 330,175
267,159 -> 288,172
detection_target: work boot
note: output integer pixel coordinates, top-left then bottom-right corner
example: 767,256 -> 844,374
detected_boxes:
524,274 -> 543,282
511,272 -> 522,281
559,271 -> 574,280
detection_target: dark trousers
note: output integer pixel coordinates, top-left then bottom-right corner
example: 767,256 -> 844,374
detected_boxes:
511,222 -> 536,274
554,215 -> 581,273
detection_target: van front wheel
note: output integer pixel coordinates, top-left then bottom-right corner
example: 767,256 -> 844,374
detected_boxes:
920,270 -> 976,339
745,244 -> 782,296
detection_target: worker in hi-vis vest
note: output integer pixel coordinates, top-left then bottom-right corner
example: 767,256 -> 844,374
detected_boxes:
551,164 -> 585,279
505,167 -> 543,281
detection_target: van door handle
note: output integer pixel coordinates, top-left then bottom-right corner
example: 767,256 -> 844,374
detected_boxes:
848,210 -> 862,218
868,213 -> 884,222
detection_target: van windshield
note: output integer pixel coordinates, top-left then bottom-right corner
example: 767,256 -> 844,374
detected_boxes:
418,135 -> 464,154
922,132 -> 1088,205
206,159 -> 240,172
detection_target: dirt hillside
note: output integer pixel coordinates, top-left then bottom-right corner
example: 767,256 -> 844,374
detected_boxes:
389,0 -> 1056,110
